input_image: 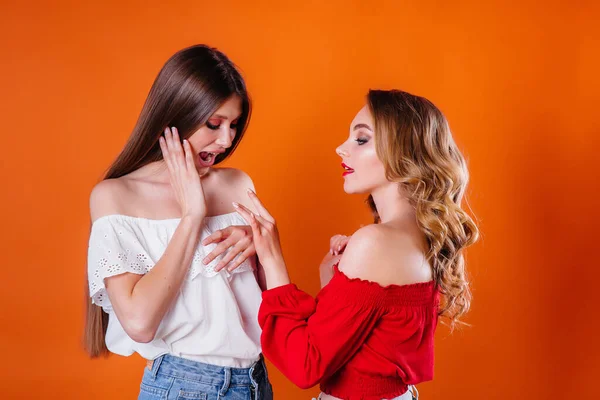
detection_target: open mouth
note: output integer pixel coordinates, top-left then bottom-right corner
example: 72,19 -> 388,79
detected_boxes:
198,151 -> 217,166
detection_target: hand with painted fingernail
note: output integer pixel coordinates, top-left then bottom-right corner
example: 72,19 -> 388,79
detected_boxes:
201,225 -> 256,273
159,127 -> 207,222
329,234 -> 350,256
232,189 -> 290,288
317,234 -> 349,287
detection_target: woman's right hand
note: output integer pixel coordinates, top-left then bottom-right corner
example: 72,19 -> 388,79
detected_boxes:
319,234 -> 349,287
159,127 -> 207,221
329,234 -> 350,256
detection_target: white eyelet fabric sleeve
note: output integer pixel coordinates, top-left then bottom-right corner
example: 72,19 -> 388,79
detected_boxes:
87,216 -> 156,308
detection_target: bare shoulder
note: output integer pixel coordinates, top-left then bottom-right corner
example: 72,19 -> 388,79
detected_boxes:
338,224 -> 432,287
210,167 -> 259,213
89,178 -> 132,222
212,167 -> 255,190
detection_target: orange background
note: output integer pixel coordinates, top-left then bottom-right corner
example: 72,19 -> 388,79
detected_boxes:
1,1 -> 598,399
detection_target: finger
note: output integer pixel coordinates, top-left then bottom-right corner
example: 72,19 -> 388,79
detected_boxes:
183,139 -> 195,172
246,189 -> 275,222
233,202 -> 262,237
333,239 -> 342,255
330,235 -> 339,247
226,245 -> 256,272
165,126 -> 174,148
339,236 -> 350,251
234,202 -> 269,226
331,236 -> 343,254
232,202 -> 253,224
170,127 -> 184,168
160,132 -> 177,174
330,235 -> 342,249
215,238 -> 251,272
202,229 -> 227,246
159,136 -> 171,166
164,128 -> 180,171
335,237 -> 349,254
203,238 -> 235,265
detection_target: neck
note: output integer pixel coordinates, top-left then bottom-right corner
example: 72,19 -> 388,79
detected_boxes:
370,183 -> 415,224
142,160 -> 211,181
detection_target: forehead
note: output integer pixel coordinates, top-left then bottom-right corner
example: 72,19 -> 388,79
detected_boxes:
213,95 -> 242,116
351,105 -> 373,126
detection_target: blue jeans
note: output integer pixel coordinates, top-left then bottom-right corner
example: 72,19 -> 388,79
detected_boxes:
138,354 -> 273,400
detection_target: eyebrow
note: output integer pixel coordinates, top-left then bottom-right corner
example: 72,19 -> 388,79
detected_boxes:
353,123 -> 373,132
211,114 -> 241,120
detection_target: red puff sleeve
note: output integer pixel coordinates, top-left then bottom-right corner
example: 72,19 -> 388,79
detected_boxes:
258,275 -> 385,388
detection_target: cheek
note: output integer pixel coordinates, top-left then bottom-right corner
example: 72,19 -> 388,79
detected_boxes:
362,146 -> 384,170
187,128 -> 212,149
357,146 -> 387,184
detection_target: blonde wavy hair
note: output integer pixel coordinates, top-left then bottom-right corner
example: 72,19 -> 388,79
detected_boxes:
366,89 -> 479,328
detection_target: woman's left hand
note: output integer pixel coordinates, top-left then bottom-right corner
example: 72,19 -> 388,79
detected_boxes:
232,190 -> 290,288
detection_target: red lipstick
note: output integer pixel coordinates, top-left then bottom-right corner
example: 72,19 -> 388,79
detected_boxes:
342,163 -> 354,177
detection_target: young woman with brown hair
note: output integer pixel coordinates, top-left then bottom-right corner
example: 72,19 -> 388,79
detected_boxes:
84,44 -> 272,400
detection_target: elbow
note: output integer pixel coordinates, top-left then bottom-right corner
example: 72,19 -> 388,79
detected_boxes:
123,317 -> 158,343
129,330 -> 156,344
296,380 -> 318,390
289,372 -> 321,390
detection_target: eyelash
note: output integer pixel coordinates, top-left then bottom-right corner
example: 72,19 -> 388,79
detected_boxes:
355,138 -> 368,145
206,121 -> 238,130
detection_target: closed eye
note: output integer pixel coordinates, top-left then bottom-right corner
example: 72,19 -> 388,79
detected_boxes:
207,121 -> 238,130
206,121 -> 220,130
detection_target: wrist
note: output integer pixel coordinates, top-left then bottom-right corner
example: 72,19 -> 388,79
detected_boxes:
264,265 -> 291,289
261,255 -> 286,272
181,213 -> 205,227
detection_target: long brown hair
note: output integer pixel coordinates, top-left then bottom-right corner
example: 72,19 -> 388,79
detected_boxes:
84,44 -> 251,357
366,89 -> 478,328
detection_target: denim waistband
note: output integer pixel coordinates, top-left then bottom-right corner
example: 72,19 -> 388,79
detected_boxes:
148,354 -> 266,387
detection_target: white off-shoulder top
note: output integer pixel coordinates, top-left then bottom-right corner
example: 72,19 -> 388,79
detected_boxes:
87,212 -> 262,368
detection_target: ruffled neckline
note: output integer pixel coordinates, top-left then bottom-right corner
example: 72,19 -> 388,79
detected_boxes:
92,211 -> 240,225
333,263 -> 435,290
328,263 -> 438,307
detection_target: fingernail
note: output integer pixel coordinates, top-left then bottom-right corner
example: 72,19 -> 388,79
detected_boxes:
232,202 -> 239,208
203,257 -> 209,264
164,128 -> 169,134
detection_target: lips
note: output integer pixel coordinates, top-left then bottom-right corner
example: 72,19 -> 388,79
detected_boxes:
342,162 -> 354,176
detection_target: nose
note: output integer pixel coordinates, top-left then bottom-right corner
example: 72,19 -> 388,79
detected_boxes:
336,144 -> 349,158
215,126 -> 233,148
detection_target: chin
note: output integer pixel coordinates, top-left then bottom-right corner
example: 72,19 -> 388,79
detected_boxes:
343,183 -> 366,195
